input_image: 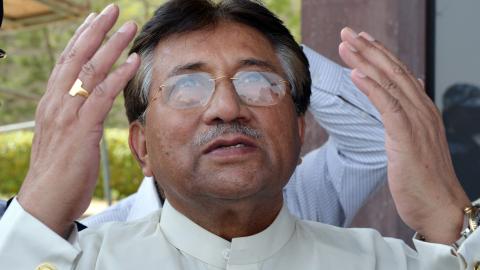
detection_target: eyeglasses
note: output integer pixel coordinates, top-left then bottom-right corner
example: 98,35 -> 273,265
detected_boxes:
151,71 -> 289,109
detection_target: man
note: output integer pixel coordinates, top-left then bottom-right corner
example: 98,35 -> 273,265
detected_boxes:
81,44 -> 386,228
0,1 -> 478,269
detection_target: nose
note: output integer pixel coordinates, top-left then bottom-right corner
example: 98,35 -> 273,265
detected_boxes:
201,79 -> 252,125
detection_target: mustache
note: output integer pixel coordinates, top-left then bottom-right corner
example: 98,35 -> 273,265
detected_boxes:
192,122 -> 263,146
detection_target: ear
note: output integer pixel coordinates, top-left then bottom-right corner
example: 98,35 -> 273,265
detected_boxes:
129,121 -> 153,177
297,115 -> 306,146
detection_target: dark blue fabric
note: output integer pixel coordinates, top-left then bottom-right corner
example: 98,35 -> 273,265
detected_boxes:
75,221 -> 88,232
6,197 -> 13,209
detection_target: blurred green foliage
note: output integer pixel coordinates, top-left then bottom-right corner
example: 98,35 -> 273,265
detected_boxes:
0,0 -> 301,198
0,131 -> 32,196
0,129 -> 143,200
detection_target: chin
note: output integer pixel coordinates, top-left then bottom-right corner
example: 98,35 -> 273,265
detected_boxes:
194,172 -> 274,201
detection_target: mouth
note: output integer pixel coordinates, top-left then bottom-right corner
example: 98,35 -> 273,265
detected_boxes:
202,135 -> 258,156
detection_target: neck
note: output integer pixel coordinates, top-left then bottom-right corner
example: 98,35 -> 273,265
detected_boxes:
165,194 -> 284,241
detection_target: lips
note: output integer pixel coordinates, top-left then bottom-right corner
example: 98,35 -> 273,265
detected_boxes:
202,135 -> 258,155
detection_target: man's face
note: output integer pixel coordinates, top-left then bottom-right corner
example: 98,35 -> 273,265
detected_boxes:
132,21 -> 305,207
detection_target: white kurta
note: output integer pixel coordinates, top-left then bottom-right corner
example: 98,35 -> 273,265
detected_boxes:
1,198 -> 478,270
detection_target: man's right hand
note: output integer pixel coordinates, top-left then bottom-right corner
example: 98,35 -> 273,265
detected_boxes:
16,4 -> 140,238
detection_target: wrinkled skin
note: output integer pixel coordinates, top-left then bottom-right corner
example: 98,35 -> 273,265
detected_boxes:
338,27 -> 470,244
17,5 -> 140,237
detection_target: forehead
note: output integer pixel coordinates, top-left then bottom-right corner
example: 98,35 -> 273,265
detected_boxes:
152,21 -> 283,79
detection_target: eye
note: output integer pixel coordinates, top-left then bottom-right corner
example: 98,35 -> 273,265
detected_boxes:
238,72 -> 270,85
163,73 -> 213,109
175,76 -> 202,90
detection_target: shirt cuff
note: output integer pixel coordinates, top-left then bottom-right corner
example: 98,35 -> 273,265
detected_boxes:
414,231 -> 480,269
457,229 -> 480,269
0,197 -> 80,269
413,234 -> 462,269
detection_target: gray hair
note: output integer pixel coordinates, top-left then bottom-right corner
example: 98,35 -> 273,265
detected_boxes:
136,48 -> 155,124
124,0 -> 311,124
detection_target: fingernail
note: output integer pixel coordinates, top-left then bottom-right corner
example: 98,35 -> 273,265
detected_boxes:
85,12 -> 96,23
100,3 -> 115,15
360,32 -> 375,42
118,21 -> 135,33
344,27 -> 358,39
418,78 -> 425,87
353,69 -> 367,78
345,42 -> 358,52
126,53 -> 137,64
85,12 -> 95,23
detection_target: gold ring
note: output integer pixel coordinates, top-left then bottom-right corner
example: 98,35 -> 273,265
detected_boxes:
68,79 -> 89,98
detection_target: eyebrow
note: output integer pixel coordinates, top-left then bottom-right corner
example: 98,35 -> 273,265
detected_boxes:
238,58 -> 277,72
167,62 -> 207,78
166,58 -> 277,78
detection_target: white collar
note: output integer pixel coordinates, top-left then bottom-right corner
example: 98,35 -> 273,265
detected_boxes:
126,177 -> 163,222
159,200 -> 296,267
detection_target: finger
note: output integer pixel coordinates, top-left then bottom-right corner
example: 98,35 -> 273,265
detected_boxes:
357,33 -> 409,74
338,41 -> 414,111
66,21 -> 138,108
340,27 -> 426,108
64,13 -> 98,61
339,40 -> 441,127
47,12 -> 97,92
353,31 -> 439,117
350,69 -> 412,143
358,31 -> 424,91
341,28 -> 418,96
79,53 -> 141,126
50,4 -> 119,99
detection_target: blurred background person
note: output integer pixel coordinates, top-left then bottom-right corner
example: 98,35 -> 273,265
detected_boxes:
443,83 -> 480,200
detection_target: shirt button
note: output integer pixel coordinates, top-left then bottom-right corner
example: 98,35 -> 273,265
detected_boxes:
222,248 -> 231,260
36,262 -> 57,270
474,261 -> 480,270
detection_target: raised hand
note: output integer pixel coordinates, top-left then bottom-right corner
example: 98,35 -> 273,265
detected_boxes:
16,4 -> 140,237
338,27 -> 470,244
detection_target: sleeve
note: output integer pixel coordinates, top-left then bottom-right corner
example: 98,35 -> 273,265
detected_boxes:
410,238 -> 463,269
380,234 -> 465,269
339,226 -> 464,269
409,231 -> 480,270
284,45 -> 387,226
454,229 -> 480,269
0,198 -> 81,269
369,233 -> 461,269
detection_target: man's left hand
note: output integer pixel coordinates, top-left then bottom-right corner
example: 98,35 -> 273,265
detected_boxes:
338,27 -> 471,244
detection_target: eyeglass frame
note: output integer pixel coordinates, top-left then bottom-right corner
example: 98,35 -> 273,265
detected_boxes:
137,70 -> 290,123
